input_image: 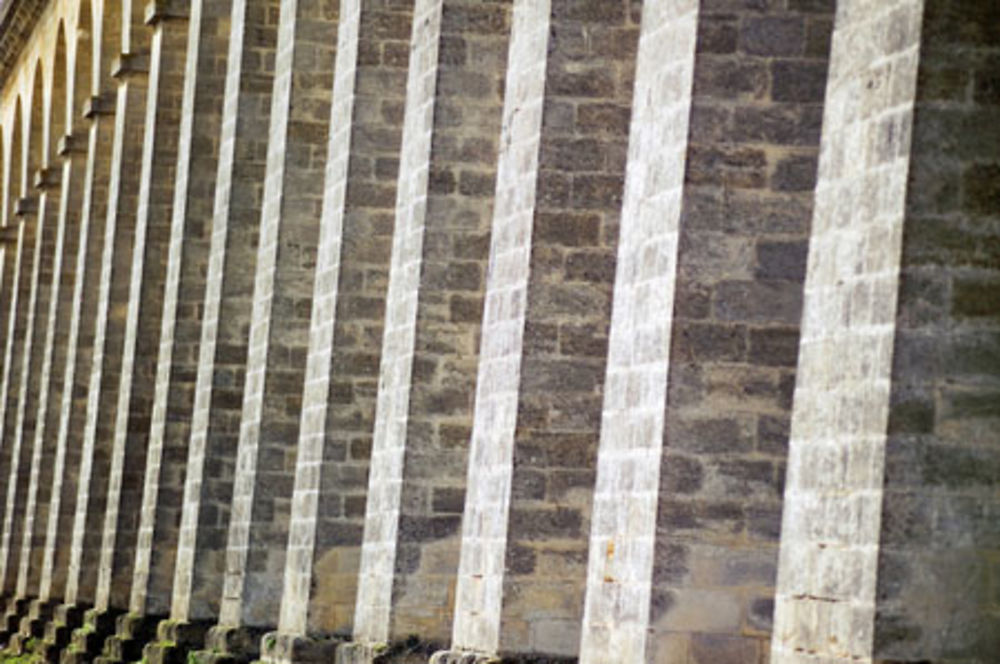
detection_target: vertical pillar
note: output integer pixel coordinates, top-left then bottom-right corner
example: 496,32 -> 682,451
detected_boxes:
30,131 -> 89,615
35,120 -> 90,610
581,0 -> 834,661
129,0 -> 227,631
42,93 -> 116,654
0,194 -> 38,610
337,1 -> 511,661
199,0 -> 337,658
14,159 -> 73,638
429,0 -> 640,660
578,1 -> 697,660
265,0 -> 410,659
773,1 -> 1000,661
3,161 -> 62,614
89,5 -> 190,659
63,24 -> 152,664
166,0 -> 278,652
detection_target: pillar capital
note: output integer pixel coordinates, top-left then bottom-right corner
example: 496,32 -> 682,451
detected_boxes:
56,133 -> 88,157
143,0 -> 189,26
13,197 -> 37,217
110,52 -> 150,81
82,93 -> 116,119
0,226 -> 19,246
33,167 -> 61,192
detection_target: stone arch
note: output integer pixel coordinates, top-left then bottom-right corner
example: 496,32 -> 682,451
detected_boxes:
49,23 -> 68,162
0,127 -> 5,229
72,0 -> 94,127
95,0 -> 122,94
25,61 -> 44,188
9,99 -> 24,209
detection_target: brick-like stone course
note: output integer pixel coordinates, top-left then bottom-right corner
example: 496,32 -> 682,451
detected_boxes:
450,0 -> 639,658
351,0 -> 510,654
45,99 -> 115,613
579,0 -> 698,661
213,0 -> 336,643
0,2 -> 996,663
276,0 -> 409,645
774,0 -> 1000,662
32,63 -> 89,608
95,15 -> 188,618
67,32 -> 149,618
170,0 -> 279,627
0,124 -> 39,603
131,0 -> 224,623
7,162 -> 61,605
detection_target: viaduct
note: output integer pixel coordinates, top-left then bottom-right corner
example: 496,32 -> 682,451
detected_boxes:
0,0 -> 996,662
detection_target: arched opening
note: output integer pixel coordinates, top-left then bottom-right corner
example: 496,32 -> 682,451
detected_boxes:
0,127 -> 5,228
50,23 -> 68,154
26,62 -> 45,183
73,0 -> 94,126
9,100 -> 23,212
95,0 -> 121,94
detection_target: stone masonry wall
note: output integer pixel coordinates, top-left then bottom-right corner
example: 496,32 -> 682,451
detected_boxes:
0,2 -> 995,664
172,0 -> 278,624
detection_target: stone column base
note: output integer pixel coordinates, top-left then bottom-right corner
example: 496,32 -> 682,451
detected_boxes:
1,596 -> 33,641
17,597 -> 57,638
93,612 -> 162,664
429,651 -> 576,664
259,631 -> 340,664
38,603 -> 87,663
337,638 -> 442,664
188,624 -> 270,664
61,607 -> 123,664
428,651 -> 497,664
143,618 -> 212,664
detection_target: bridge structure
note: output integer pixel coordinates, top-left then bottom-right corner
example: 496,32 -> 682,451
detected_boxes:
0,1 -> 996,663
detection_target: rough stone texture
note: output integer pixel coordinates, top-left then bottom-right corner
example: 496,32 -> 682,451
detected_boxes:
170,0 -> 278,626
66,14 -> 149,613
351,0 -> 509,654
8,158 -> 60,604
95,11 -> 187,616
643,1 -> 832,663
0,69 -> 43,604
0,199 -> 35,600
275,0 -> 408,644
16,75 -> 70,602
44,25 -> 115,615
774,0 -> 1000,662
34,14 -> 90,603
579,0 -> 698,661
0,1 -> 997,663
450,0 -> 638,658
131,0 -> 224,621
214,0 -> 336,637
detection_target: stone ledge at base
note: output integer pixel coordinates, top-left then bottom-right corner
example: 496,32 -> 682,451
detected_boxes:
142,618 -> 213,664
336,638 -> 443,664
61,607 -> 123,664
429,650 -> 577,664
188,625 -> 270,664
259,631 -> 340,664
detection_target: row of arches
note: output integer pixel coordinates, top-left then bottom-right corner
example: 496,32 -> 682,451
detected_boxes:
0,0 -> 144,230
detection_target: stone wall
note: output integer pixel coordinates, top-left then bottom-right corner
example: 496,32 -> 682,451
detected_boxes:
0,1 -> 995,663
